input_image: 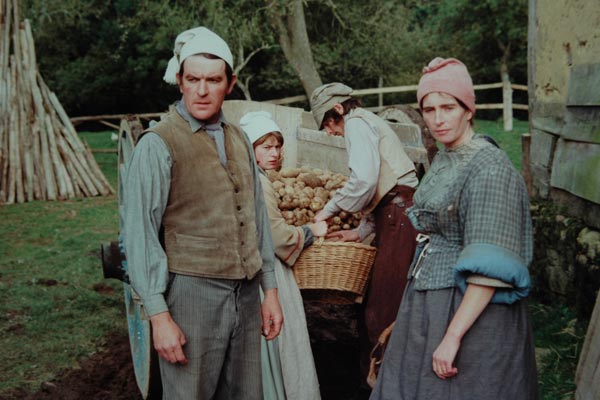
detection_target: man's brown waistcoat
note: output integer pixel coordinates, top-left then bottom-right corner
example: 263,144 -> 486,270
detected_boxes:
148,111 -> 262,279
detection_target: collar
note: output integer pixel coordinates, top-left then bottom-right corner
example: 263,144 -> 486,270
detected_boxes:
175,99 -> 228,133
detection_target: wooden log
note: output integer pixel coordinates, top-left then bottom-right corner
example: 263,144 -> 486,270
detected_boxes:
31,120 -> 43,199
53,123 -> 99,197
0,0 -> 11,81
81,138 -> 114,195
0,121 -> 6,202
55,135 -> 88,198
18,26 -> 35,201
22,25 -> 49,200
38,104 -> 57,201
43,81 -> 112,194
41,80 -> 98,191
16,77 -> 29,203
62,158 -> 85,198
7,55 -> 21,203
44,114 -> 70,199
55,120 -> 106,196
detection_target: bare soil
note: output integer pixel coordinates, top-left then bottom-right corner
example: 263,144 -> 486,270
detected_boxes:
0,301 -> 369,400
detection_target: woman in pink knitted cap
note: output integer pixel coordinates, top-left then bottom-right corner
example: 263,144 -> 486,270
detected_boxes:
370,58 -> 538,399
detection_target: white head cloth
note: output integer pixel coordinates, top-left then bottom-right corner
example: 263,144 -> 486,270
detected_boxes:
163,27 -> 234,85
240,111 -> 282,144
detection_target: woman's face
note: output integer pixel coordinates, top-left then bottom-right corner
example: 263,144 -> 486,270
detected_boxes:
254,134 -> 283,171
421,92 -> 473,149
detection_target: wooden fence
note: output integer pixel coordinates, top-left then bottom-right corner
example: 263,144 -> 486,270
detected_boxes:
269,81 -> 528,132
70,80 -> 528,152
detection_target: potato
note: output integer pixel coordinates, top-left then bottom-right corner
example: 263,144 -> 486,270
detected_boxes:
280,167 -> 301,178
298,173 -> 323,188
267,166 -> 357,229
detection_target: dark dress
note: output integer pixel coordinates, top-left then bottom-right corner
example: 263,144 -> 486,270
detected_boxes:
370,137 -> 538,400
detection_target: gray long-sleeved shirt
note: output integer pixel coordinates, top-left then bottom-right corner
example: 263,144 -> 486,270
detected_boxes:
123,100 -> 276,317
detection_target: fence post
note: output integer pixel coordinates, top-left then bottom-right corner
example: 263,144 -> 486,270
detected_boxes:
502,75 -> 513,131
378,76 -> 383,109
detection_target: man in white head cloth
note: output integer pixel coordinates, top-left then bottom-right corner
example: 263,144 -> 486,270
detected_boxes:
123,27 -> 283,399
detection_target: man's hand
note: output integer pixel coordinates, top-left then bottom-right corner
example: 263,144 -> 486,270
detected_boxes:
150,312 -> 188,365
261,288 -> 283,340
313,209 -> 330,223
326,229 -> 360,242
308,221 -> 328,237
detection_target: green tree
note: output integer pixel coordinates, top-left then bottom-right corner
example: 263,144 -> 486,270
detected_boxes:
307,0 -> 432,101
425,0 -> 528,85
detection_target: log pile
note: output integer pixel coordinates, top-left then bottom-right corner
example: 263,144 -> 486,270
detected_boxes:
0,0 -> 113,204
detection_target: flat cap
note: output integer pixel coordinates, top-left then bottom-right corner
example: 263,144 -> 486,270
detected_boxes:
310,82 -> 353,129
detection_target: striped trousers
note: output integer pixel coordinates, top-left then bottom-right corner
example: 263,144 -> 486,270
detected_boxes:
159,273 -> 263,400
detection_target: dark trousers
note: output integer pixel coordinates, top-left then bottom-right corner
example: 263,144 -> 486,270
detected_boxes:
359,185 -> 418,382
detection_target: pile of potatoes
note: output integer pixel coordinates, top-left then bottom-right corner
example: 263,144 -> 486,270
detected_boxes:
267,166 -> 363,233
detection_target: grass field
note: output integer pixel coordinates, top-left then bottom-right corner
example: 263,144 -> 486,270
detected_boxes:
0,120 -> 587,398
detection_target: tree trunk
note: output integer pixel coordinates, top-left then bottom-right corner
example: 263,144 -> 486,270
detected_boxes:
268,0 -> 322,99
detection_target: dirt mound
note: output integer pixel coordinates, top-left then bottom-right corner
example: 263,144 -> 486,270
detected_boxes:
0,301 -> 369,400
0,332 -> 141,400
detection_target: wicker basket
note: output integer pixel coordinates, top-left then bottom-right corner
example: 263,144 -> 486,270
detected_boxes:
293,239 -> 377,303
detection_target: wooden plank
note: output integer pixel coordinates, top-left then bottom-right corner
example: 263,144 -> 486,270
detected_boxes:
91,148 -> 118,154
567,63 -> 600,106
99,120 -> 120,130
550,139 -> 600,204
70,112 -> 164,124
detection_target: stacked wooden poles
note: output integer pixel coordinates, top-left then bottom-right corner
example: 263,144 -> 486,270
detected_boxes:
0,0 -> 114,204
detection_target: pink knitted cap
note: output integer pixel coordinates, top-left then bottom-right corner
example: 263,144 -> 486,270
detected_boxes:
416,57 -> 475,114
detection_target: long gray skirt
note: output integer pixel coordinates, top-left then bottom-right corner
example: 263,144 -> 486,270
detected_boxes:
370,280 -> 538,400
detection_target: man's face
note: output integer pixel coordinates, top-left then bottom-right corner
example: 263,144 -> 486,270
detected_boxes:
177,55 -> 236,123
321,103 -> 345,137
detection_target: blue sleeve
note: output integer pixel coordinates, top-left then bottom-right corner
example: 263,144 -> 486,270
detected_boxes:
455,151 -> 533,304
454,243 -> 531,304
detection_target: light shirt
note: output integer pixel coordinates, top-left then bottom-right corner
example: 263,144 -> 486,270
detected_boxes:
123,99 -> 276,317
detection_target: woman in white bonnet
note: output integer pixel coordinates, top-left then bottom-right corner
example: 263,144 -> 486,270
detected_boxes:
241,111 -> 325,400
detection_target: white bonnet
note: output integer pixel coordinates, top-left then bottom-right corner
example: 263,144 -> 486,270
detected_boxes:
163,27 -> 234,85
240,111 -> 282,144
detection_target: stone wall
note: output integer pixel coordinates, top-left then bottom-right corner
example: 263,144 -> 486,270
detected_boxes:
530,200 -> 600,319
